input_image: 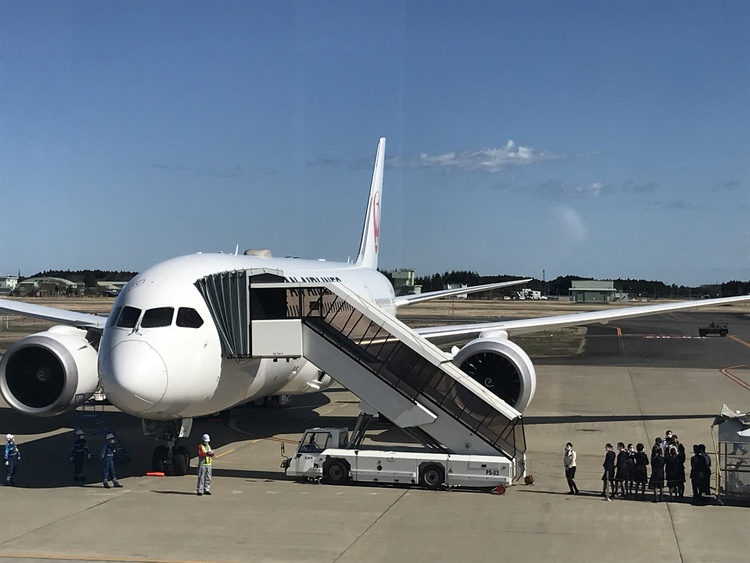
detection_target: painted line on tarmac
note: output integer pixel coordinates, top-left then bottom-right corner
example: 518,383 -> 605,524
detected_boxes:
227,414 -> 298,444
318,402 -> 349,416
615,327 -> 625,355
720,366 -> 750,392
729,334 -> 750,349
213,448 -> 235,459
0,555 -> 227,563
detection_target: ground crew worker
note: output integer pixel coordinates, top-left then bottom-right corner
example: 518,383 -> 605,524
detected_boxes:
4,434 -> 20,486
196,433 -> 214,496
100,433 -> 122,489
70,429 -> 91,482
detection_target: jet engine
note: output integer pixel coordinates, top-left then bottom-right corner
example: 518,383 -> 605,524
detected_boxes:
0,326 -> 100,416
452,336 -> 536,413
274,360 -> 333,395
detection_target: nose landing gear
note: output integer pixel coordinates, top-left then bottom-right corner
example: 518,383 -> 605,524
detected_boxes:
152,443 -> 191,476
142,418 -> 193,476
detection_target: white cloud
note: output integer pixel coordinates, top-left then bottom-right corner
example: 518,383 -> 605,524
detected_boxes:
393,140 -> 566,172
535,180 -> 604,201
551,205 -> 587,244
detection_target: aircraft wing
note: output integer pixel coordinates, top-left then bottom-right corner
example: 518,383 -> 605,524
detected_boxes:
394,279 -> 531,307
0,298 -> 107,329
414,294 -> 750,346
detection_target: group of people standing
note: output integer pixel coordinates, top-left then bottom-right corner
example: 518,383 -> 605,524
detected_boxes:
69,430 -> 123,488
3,430 -> 216,494
565,430 -> 714,504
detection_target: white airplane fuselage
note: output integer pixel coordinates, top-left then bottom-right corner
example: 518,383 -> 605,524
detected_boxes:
98,253 -> 395,420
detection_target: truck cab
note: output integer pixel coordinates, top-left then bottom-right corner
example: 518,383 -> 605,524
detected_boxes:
281,427 -> 349,480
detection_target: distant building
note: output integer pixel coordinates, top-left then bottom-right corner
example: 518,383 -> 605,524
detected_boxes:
570,280 -> 619,303
0,275 -> 19,295
89,281 -> 130,297
16,276 -> 78,297
391,269 -> 421,297
445,283 -> 468,299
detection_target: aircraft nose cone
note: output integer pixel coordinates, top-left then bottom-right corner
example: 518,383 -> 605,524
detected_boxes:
100,341 -> 168,415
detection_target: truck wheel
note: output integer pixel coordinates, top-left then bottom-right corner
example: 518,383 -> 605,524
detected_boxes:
324,460 -> 349,485
699,330 -> 707,337
420,464 -> 444,490
720,330 -> 728,337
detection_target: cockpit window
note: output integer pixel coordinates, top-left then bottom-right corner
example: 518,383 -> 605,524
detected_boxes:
106,306 -> 123,328
176,307 -> 204,328
141,307 -> 175,328
116,306 -> 141,328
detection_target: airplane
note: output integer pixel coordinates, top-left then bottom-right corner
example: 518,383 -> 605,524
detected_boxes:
1,137 -> 749,476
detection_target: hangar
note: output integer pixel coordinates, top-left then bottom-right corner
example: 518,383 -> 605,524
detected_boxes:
570,280 -> 618,303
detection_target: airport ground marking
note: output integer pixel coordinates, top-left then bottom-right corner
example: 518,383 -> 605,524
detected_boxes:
615,327 -> 625,355
729,334 -> 750,349
0,555 -> 234,563
213,447 -> 235,459
720,366 -> 750,392
317,401 -> 349,416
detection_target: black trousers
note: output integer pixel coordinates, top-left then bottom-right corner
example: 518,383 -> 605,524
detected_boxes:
565,466 -> 578,492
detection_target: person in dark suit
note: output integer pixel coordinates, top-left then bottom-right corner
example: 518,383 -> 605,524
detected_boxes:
614,442 -> 629,497
633,443 -> 649,500
602,443 -> 616,501
649,448 -> 665,502
690,444 -> 709,504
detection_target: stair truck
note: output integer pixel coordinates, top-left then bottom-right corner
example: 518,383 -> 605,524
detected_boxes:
281,422 -> 518,491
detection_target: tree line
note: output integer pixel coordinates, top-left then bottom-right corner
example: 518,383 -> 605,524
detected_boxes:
23,269 -> 750,298
381,270 -> 750,299
29,270 -> 139,288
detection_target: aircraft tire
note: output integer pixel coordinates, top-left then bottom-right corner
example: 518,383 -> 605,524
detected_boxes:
173,446 -> 190,476
152,445 -> 168,473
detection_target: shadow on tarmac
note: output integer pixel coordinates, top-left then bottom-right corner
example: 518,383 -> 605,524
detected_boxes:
524,413 -> 716,425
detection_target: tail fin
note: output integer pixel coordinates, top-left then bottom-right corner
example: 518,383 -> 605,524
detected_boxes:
355,137 -> 385,269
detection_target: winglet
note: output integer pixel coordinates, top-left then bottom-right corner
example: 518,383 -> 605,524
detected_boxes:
355,137 -> 385,269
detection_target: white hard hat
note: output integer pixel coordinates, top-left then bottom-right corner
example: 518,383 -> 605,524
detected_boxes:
75,429 -> 84,436
202,434 -> 210,442
5,434 -> 13,441
105,433 -> 115,441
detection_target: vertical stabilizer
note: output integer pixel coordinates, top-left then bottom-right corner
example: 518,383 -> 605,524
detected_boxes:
355,137 -> 385,269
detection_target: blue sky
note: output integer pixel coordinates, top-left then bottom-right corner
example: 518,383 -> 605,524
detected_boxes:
1,1 -> 748,286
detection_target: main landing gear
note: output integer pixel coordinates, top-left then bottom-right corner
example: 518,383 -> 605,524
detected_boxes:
142,418 -> 193,476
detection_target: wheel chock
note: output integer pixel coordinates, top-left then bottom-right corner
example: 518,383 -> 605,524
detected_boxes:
146,471 -> 165,477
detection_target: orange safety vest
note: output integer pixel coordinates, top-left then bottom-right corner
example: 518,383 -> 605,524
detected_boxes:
198,443 -> 213,466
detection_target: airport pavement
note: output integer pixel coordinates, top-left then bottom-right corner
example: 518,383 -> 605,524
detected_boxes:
0,306 -> 748,562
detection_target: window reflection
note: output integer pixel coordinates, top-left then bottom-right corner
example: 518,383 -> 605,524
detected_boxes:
141,307 -> 174,328
177,307 -> 204,328
116,306 -> 141,328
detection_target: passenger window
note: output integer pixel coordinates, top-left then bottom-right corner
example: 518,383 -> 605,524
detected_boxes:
106,306 -> 122,328
141,307 -> 174,328
176,307 -> 204,328
116,306 -> 141,328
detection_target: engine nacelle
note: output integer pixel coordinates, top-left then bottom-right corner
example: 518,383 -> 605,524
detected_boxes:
0,326 -> 100,417
452,337 -> 536,413
274,360 -> 333,395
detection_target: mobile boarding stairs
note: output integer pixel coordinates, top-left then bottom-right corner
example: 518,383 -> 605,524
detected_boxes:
194,269 -> 526,481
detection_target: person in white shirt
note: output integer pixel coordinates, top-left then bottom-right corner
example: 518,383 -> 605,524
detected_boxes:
564,442 -> 579,494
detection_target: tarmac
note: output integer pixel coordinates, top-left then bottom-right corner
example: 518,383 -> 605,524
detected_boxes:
0,309 -> 748,562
